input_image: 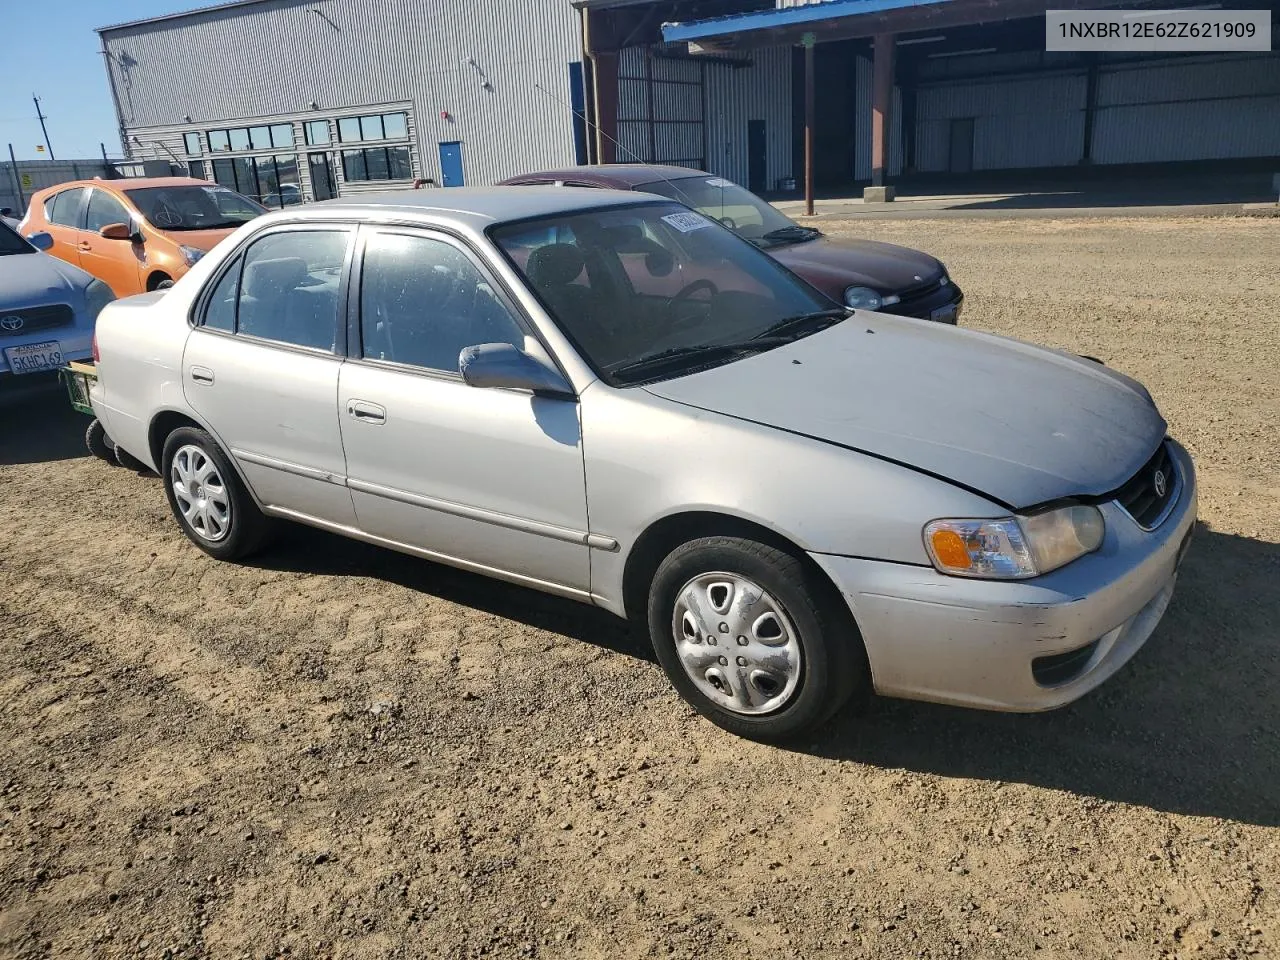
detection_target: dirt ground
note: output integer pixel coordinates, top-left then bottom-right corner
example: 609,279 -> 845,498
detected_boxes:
1,215 -> 1277,960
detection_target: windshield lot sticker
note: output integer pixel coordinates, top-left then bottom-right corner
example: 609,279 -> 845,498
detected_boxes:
704,178 -> 734,188
662,212 -> 712,233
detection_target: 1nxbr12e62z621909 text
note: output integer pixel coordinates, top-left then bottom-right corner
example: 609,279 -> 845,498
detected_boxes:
1046,9 -> 1271,51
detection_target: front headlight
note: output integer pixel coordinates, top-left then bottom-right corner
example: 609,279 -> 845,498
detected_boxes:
923,504 -> 1105,579
84,278 -> 116,323
843,285 -> 882,310
180,245 -> 205,267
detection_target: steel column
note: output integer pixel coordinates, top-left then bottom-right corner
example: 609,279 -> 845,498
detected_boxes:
804,37 -> 814,216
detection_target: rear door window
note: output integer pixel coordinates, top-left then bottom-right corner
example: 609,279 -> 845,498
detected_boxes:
46,188 -> 87,228
234,230 -> 351,351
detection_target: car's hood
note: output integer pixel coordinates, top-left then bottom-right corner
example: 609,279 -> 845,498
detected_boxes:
0,252 -> 93,308
161,227 -> 237,253
643,315 -> 1166,509
769,235 -> 943,298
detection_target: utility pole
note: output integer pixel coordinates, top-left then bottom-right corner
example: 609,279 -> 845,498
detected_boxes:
33,95 -> 55,161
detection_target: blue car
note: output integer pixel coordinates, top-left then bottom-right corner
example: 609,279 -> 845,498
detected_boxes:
0,219 -> 115,378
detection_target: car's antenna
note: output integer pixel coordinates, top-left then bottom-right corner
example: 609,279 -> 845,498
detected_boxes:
530,81 -> 702,207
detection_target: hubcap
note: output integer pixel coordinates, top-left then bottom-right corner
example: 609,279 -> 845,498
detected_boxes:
171,444 -> 232,543
671,572 -> 802,716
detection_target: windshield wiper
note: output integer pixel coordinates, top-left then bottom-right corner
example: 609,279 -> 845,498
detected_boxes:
608,338 -> 796,381
761,225 -> 822,244
753,308 -> 849,340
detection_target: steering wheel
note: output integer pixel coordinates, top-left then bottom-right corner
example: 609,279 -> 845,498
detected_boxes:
665,278 -> 719,329
717,216 -> 737,229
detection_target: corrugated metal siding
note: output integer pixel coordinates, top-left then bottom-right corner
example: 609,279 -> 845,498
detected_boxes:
102,0 -> 581,185
913,72 -> 1086,172
704,46 -> 793,187
854,56 -> 903,180
1092,54 -> 1280,163
617,45 -> 706,166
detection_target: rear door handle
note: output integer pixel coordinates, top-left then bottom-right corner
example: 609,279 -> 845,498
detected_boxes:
190,366 -> 215,385
347,399 -> 386,424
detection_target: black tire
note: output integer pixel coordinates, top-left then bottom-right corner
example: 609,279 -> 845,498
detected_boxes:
160,426 -> 274,561
84,418 -> 115,462
113,443 -> 148,472
646,536 -> 869,743
149,273 -> 174,291
156,278 -> 175,290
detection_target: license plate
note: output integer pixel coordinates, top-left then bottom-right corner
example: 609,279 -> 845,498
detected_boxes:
931,304 -> 959,324
3,340 -> 63,375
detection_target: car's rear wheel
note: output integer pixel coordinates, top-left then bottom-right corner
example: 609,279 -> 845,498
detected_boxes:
161,426 -> 273,560
84,418 -> 115,463
647,536 -> 868,742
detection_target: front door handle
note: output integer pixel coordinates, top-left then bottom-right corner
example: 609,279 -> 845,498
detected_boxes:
190,366 -> 215,385
77,241 -> 92,251
347,399 -> 386,424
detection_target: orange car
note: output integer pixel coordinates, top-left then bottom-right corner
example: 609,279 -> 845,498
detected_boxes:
20,177 -> 266,297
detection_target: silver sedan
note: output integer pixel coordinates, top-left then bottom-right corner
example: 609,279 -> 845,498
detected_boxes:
89,187 -> 1196,741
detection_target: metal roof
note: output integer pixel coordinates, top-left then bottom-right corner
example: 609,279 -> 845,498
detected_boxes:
97,0 -> 288,34
663,0 -> 954,41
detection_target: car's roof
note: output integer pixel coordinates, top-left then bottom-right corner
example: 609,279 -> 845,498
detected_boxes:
303,185 -> 665,228
501,165 -> 711,189
32,176 -> 214,196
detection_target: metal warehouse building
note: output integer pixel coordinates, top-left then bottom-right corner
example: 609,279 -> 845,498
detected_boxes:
100,0 -> 1280,206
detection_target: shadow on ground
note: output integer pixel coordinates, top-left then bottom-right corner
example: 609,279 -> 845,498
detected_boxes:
0,374 -> 86,465
261,521 -> 1278,827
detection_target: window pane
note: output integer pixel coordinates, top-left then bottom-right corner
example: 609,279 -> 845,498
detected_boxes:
232,156 -> 257,198
229,128 -> 251,151
387,146 -> 412,180
270,123 -> 294,148
342,150 -> 367,181
203,257 -> 240,332
238,231 -> 349,351
382,113 -> 407,139
360,233 -> 524,372
309,153 -> 335,200
360,115 -> 384,141
47,188 -> 85,228
85,189 -> 131,233
212,158 -> 237,189
254,157 -> 281,206
208,130 -> 230,152
338,117 -> 361,143
305,120 -> 330,145
187,160 -> 206,180
249,126 -> 272,150
365,147 -> 390,181
184,132 -> 202,155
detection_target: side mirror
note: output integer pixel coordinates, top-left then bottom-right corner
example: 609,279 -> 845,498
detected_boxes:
459,342 -> 574,398
27,231 -> 54,251
99,222 -> 133,240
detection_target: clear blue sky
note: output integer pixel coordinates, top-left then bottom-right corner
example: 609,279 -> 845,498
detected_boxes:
3,1 -> 199,161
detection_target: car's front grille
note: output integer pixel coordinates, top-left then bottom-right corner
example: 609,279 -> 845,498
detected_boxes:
1114,442 -> 1178,530
0,304 -> 75,337
1032,639 -> 1101,687
895,276 -> 947,307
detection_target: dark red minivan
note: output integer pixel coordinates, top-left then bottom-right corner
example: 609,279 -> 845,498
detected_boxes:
500,165 -> 962,324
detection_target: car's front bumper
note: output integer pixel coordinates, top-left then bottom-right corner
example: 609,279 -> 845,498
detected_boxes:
881,280 -> 963,324
0,332 -> 92,376
810,439 -> 1197,712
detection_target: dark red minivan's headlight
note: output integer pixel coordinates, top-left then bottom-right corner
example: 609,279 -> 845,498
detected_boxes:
92,332 -> 100,363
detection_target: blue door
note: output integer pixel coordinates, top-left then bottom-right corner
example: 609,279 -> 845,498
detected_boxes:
438,142 -> 464,187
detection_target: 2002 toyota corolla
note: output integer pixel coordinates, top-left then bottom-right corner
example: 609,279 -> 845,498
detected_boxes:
88,187 -> 1196,741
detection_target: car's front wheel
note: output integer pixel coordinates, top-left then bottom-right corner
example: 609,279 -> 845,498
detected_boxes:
161,426 -> 273,560
647,536 -> 868,742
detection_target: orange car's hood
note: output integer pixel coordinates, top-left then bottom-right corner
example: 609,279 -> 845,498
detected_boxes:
162,228 -> 236,253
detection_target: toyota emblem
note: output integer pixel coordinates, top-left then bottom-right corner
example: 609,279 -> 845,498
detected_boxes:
1153,469 -> 1167,498
0,315 -> 23,331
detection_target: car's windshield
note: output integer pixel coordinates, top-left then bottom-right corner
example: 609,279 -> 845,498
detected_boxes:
492,201 -> 842,385
0,219 -> 34,256
634,176 -> 817,247
125,185 -> 266,231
